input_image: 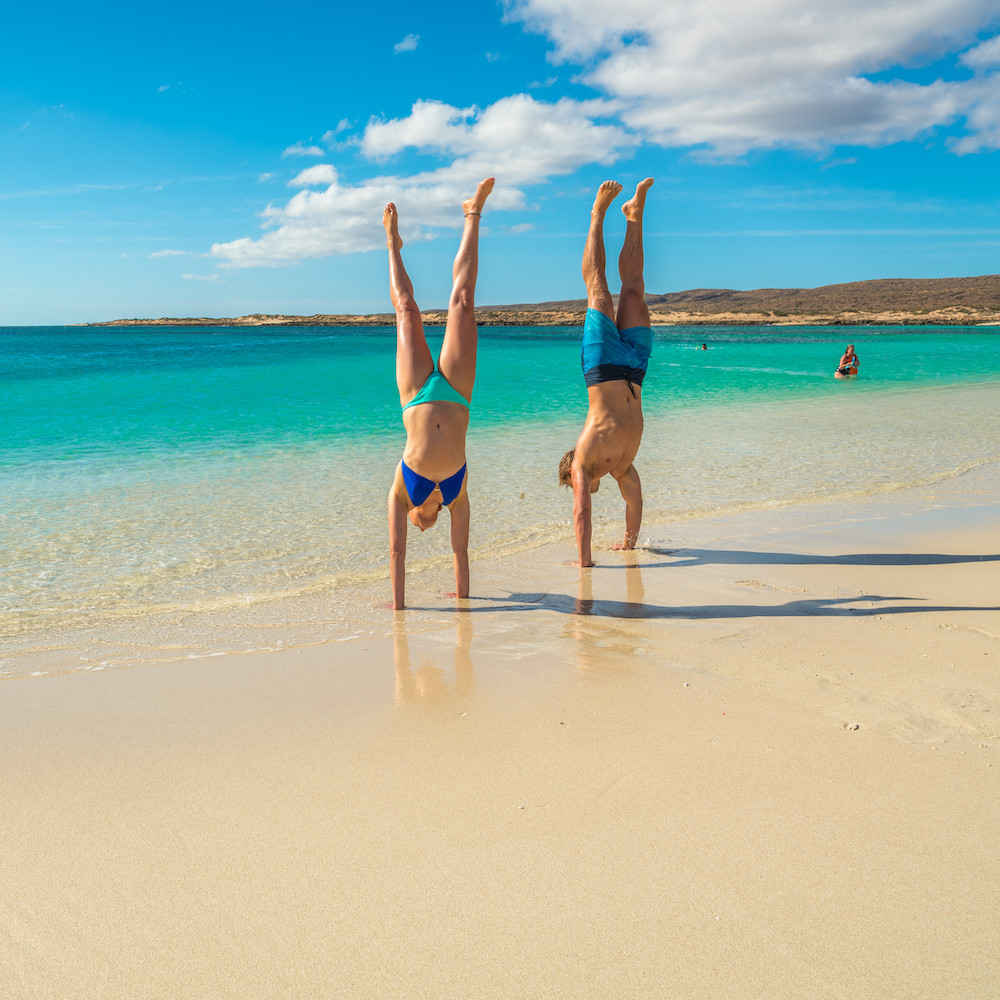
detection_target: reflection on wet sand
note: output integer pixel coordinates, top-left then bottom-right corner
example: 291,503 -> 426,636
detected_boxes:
393,610 -> 474,705
565,553 -> 652,672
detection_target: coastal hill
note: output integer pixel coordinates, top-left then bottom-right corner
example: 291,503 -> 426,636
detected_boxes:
90,273 -> 1000,327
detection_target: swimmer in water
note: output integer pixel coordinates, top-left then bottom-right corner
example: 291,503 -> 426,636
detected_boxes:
835,343 -> 860,378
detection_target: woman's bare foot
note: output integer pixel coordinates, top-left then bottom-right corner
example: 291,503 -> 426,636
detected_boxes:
383,203 -> 403,249
622,178 -> 654,221
592,180 -> 623,219
463,177 -> 495,217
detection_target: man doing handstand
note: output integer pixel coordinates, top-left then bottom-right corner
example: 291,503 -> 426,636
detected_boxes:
559,178 -> 654,567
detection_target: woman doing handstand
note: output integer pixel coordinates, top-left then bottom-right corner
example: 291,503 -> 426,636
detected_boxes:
384,177 -> 494,610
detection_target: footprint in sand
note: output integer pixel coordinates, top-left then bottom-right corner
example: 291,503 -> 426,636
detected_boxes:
735,579 -> 810,594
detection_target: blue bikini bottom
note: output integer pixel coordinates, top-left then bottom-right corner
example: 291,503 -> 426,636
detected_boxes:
401,460 -> 466,506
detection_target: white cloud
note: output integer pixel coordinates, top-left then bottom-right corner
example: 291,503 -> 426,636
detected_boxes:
288,164 -> 339,187
360,101 -> 476,161
281,141 -> 325,158
504,0 -> 1000,155
821,157 -> 858,170
394,33 -> 419,54
950,78 -> 1000,152
211,95 -> 638,268
360,95 -> 634,182
952,35 -> 1000,152
323,119 -> 352,143
961,33 -> 1000,68
182,272 -> 220,281
149,249 -> 187,258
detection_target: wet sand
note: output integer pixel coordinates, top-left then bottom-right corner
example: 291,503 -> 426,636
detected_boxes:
3,474 -> 999,998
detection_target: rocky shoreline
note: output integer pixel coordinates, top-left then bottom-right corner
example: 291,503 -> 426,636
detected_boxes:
87,306 -> 1000,328
86,274 -> 1000,328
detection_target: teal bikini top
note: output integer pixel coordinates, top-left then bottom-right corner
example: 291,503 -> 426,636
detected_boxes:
402,369 -> 471,411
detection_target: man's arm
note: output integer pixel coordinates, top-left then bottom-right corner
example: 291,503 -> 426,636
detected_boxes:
612,464 -> 642,550
571,462 -> 595,567
448,492 -> 470,598
388,491 -> 408,610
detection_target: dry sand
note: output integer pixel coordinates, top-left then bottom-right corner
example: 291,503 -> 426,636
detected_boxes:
3,476 -> 999,998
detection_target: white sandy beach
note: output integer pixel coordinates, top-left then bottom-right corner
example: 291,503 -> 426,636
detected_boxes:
2,469 -> 999,999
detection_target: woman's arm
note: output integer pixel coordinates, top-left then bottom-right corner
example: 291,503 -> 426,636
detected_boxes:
388,490 -> 408,610
449,492 -> 470,598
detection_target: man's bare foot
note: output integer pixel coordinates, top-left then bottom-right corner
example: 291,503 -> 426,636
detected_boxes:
592,180 -> 623,220
383,203 -> 403,249
622,178 -> 654,222
463,177 -> 495,217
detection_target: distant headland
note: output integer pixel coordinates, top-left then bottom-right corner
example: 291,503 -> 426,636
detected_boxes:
88,274 -> 1000,328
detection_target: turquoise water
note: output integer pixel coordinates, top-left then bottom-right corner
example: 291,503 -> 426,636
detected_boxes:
3,324 -> 1000,645
5,325 -> 999,462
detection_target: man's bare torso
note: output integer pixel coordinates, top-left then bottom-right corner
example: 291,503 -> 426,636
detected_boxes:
574,381 -> 644,481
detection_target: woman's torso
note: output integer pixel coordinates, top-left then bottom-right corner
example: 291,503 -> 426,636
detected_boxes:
401,400 -> 470,484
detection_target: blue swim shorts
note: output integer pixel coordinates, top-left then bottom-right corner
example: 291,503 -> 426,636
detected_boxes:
581,308 -> 652,388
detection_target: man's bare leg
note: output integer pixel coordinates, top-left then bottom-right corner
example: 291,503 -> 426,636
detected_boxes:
438,177 -> 495,401
583,180 -> 622,322
384,202 -> 433,404
616,177 -> 654,331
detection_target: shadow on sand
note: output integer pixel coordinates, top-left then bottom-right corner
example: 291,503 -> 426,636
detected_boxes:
468,592 -> 1000,621
644,547 -> 1000,569
405,545 -> 998,621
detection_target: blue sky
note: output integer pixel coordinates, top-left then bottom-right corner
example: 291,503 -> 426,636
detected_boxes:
3,0 -> 999,324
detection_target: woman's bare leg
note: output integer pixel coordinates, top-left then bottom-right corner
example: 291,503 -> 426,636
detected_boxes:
437,177 -> 494,401
384,202 -> 433,404
583,181 -> 622,324
616,178 -> 653,331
